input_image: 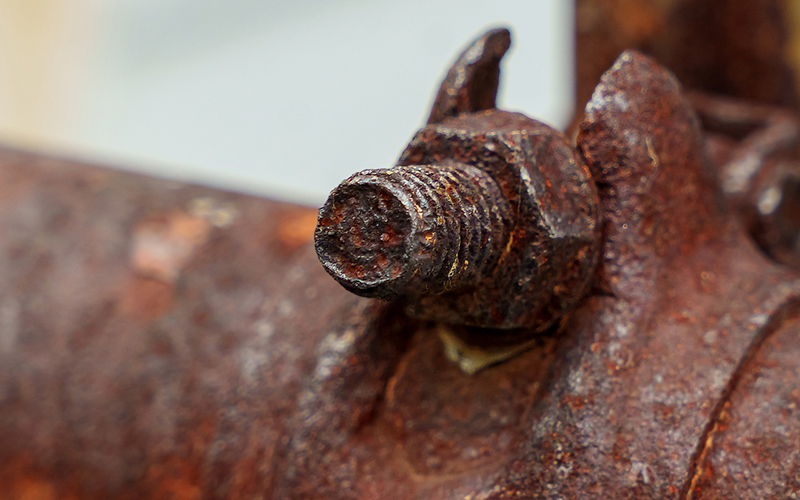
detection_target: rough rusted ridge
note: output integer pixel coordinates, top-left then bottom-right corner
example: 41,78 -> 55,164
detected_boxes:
687,318 -> 800,499
577,51 -> 721,299
682,297 -> 800,499
474,50 -> 800,499
276,300 -> 419,498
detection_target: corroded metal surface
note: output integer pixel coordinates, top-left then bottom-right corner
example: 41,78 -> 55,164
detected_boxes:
2,31 -> 800,500
0,150 -> 378,498
480,49 -> 800,499
687,315 -> 800,499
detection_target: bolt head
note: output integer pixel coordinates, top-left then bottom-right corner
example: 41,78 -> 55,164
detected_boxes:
315,172 -> 418,300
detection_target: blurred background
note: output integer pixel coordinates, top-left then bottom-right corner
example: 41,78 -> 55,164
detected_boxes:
0,0 -> 573,205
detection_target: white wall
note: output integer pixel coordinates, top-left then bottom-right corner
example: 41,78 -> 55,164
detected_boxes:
0,1 -> 574,205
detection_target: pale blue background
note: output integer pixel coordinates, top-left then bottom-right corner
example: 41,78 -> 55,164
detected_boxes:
7,1 -> 574,205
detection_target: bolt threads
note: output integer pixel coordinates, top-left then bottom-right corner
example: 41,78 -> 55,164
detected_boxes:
315,163 -> 510,300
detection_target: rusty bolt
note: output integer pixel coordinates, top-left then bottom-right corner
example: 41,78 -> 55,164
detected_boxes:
315,162 -> 510,300
315,30 -> 600,330
316,110 -> 600,330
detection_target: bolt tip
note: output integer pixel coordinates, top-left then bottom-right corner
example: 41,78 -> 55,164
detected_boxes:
314,173 -> 417,298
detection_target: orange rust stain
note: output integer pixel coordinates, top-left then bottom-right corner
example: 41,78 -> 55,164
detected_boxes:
381,226 -> 399,246
350,225 -> 363,247
6,478 -> 56,500
392,264 -> 403,279
560,395 -> 586,410
277,210 -> 318,251
131,210 -> 212,283
145,457 -> 202,500
329,204 -> 345,224
378,190 -> 392,210
118,277 -> 175,321
0,455 -> 60,500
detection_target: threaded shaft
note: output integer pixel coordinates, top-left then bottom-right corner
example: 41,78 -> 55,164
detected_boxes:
314,163 -> 510,300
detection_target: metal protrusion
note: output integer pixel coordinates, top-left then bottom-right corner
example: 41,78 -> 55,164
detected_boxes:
427,28 -> 511,125
315,163 -> 510,300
